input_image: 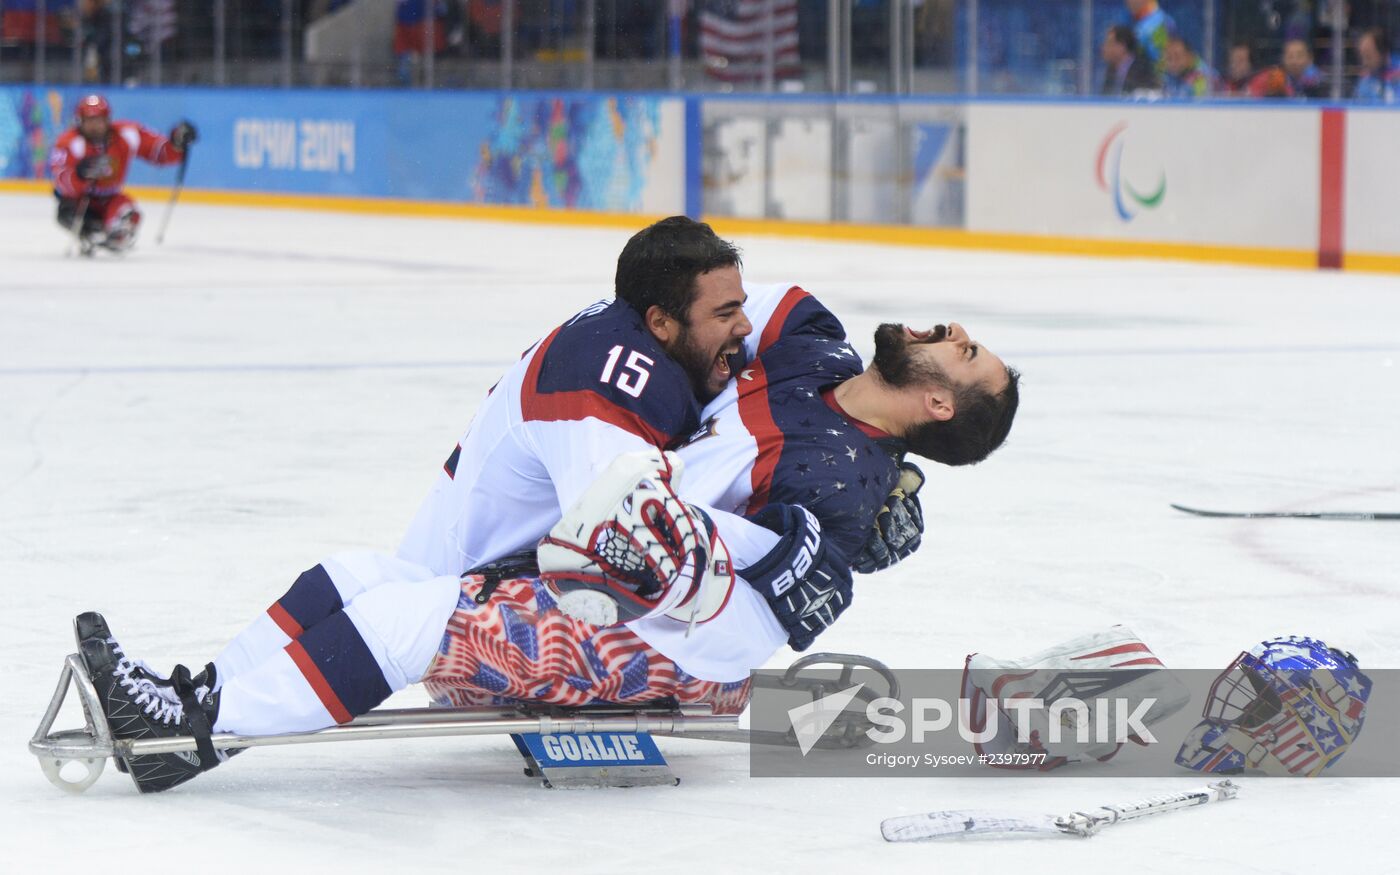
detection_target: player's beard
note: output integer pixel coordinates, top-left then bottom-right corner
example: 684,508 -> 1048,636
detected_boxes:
671,321 -> 729,404
871,323 -> 952,388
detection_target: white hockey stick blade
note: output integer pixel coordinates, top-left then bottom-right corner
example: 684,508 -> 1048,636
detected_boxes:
881,781 -> 1239,842
882,811 -> 1065,842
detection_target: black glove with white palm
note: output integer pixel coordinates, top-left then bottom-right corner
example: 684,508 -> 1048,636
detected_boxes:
537,449 -> 735,630
851,461 -> 925,574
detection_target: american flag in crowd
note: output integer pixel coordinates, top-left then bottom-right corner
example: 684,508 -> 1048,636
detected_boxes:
699,0 -> 801,83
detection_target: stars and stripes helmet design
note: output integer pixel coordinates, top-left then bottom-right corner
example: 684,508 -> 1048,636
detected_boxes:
1175,636 -> 1371,776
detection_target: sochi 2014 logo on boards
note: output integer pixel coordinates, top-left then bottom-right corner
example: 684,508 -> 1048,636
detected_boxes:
1095,122 -> 1166,222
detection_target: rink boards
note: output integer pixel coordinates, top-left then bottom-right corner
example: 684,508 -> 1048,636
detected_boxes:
2,86 -> 1397,271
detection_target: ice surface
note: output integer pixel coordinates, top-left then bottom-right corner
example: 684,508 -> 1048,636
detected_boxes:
2,192 -> 1398,872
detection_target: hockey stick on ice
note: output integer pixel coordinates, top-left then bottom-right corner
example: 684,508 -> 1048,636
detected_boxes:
1171,503 -> 1400,521
880,780 -> 1239,841
64,194 -> 91,259
154,148 -> 190,246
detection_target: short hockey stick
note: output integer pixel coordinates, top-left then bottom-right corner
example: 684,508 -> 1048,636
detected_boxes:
155,148 -> 190,245
1171,503 -> 1400,521
65,194 -> 91,258
880,780 -> 1239,841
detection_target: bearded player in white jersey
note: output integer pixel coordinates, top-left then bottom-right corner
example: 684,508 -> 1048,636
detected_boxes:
71,218 -> 1019,793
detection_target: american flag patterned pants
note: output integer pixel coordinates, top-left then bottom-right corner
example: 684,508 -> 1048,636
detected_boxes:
421,574 -> 752,716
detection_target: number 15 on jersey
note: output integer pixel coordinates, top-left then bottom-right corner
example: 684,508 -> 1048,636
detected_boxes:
599,345 -> 653,398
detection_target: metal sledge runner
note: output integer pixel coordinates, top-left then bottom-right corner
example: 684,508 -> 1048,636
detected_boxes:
30,650 -> 892,793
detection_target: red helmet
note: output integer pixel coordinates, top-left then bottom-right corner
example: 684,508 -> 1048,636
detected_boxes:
75,94 -> 111,121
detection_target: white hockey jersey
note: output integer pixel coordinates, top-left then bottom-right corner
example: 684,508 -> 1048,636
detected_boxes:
398,283 -> 902,681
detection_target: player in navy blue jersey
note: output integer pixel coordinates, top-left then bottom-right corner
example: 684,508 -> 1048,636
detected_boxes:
669,283 -> 1020,652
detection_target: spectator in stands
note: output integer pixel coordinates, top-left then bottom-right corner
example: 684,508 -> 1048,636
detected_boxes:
1279,37 -> 1327,97
1162,35 -> 1218,98
1243,37 -> 1326,99
1101,25 -> 1158,96
1221,40 -> 1258,95
395,0 -> 448,85
1125,0 -> 1177,76
79,0 -> 114,82
1354,28 -> 1399,103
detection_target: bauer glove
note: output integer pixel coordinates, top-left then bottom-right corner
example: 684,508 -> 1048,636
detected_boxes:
741,503 -> 853,652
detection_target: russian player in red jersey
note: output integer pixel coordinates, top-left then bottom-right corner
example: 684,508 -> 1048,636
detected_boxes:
48,94 -> 197,255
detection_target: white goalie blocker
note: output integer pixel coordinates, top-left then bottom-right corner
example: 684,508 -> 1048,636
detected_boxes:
537,450 -> 735,629
960,625 -> 1190,769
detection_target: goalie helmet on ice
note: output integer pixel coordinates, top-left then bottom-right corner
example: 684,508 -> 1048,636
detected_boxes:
1175,636 -> 1371,777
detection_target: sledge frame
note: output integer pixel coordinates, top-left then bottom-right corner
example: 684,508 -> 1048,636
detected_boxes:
30,651 -> 891,793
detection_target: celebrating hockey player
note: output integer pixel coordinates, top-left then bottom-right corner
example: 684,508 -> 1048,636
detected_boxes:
48,94 -> 197,256
71,217 -> 1020,792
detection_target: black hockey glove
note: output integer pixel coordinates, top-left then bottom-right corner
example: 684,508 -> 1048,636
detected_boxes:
851,462 -> 925,574
76,154 -> 111,181
740,503 -> 853,652
170,120 -> 198,150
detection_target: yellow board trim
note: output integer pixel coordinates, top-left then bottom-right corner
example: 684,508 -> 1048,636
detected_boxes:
1342,251 -> 1400,274
3,179 -> 1394,274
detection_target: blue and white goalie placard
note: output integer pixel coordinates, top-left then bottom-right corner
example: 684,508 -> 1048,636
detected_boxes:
511,732 -> 679,789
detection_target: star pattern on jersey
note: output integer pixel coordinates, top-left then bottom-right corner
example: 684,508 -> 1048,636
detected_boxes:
773,386 -> 818,407
844,446 -> 858,461
1345,676 -> 1365,696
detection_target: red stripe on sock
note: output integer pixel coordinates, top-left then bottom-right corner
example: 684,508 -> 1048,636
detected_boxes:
285,639 -> 352,724
267,602 -> 304,639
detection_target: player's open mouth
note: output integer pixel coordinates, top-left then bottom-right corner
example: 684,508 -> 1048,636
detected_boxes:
905,325 -> 948,343
715,344 -> 742,378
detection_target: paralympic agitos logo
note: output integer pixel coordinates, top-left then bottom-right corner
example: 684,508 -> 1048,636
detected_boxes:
1095,122 -> 1166,221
